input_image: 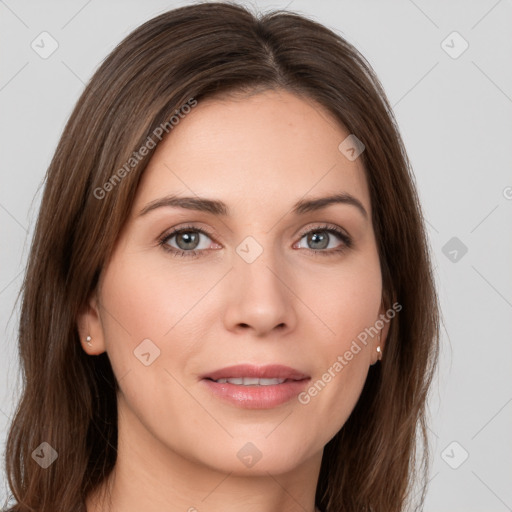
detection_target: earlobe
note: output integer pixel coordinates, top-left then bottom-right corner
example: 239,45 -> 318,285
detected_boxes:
370,330 -> 383,366
371,303 -> 391,365
76,292 -> 106,355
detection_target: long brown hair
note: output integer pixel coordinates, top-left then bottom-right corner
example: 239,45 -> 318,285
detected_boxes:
4,2 -> 439,511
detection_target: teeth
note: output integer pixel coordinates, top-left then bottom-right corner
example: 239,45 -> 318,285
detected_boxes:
257,378 -> 286,385
214,377 -> 287,385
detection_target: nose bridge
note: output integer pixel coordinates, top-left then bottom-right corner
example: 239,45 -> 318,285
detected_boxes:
237,241 -> 283,295
222,233 -> 296,334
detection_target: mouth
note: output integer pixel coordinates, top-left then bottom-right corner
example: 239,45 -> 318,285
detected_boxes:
206,377 -> 291,385
201,363 -> 309,381
200,364 -> 310,409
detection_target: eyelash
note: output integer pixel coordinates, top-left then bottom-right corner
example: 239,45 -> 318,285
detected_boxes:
158,223 -> 352,258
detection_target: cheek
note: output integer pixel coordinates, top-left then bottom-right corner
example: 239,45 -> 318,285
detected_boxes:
303,250 -> 383,343
97,254 -> 205,429
99,249 -> 211,342
294,253 -> 381,434
96,248 -> 230,398
96,251 -> 170,380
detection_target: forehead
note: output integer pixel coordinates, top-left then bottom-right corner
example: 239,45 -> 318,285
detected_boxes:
134,89 -> 370,218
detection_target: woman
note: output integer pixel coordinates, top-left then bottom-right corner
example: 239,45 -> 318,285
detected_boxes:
3,2 -> 439,511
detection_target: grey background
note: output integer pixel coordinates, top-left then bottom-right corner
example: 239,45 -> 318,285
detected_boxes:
1,0 -> 511,510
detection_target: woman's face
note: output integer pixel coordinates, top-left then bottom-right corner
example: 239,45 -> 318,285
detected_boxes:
82,89 -> 387,476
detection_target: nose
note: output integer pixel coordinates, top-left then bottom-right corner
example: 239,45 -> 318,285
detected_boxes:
222,247 -> 298,337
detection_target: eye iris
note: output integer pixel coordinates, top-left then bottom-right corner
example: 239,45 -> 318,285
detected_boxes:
176,231 -> 199,250
308,231 -> 329,250
170,229 -> 337,252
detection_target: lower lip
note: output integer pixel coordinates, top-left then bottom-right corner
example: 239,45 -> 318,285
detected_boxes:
201,378 -> 310,409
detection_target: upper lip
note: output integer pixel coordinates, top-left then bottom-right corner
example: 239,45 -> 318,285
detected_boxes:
201,364 -> 309,381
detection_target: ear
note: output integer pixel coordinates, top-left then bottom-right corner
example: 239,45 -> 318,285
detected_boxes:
370,299 -> 392,366
77,291 -> 107,355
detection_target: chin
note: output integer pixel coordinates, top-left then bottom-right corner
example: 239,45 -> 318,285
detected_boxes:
187,435 -> 318,476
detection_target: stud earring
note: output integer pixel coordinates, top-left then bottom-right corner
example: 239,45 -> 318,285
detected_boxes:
86,335 -> 92,347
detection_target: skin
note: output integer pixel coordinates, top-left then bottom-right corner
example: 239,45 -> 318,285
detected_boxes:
79,89 -> 389,512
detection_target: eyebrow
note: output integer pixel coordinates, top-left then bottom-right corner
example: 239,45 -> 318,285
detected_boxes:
138,192 -> 368,219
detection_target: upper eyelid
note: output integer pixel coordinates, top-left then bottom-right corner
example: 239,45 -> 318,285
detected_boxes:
161,224 -> 215,241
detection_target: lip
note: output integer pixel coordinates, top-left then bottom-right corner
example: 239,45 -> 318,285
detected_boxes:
201,364 -> 310,409
201,364 -> 309,381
